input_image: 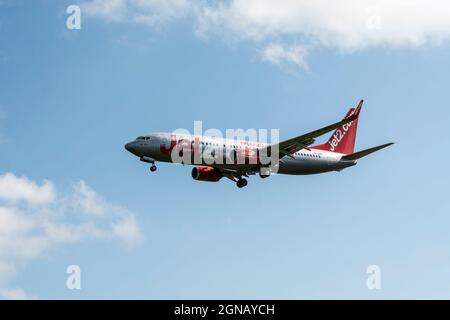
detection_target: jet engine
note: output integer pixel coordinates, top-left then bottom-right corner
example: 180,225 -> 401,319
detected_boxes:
191,166 -> 223,182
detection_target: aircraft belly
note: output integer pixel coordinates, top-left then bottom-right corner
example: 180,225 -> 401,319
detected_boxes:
278,159 -> 334,175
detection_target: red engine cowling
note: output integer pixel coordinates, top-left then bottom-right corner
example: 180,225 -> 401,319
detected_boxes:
191,166 -> 222,182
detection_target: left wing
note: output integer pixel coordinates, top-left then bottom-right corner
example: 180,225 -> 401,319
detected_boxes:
260,102 -> 362,159
213,167 -> 254,182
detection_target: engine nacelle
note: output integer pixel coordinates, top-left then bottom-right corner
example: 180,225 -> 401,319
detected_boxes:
191,166 -> 222,182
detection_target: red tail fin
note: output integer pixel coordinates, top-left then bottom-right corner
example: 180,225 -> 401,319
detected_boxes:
312,100 -> 363,154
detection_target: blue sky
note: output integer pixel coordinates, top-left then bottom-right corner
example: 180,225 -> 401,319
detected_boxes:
0,0 -> 450,299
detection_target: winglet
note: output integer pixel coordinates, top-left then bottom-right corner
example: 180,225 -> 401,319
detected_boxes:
354,99 -> 363,117
347,99 -> 363,121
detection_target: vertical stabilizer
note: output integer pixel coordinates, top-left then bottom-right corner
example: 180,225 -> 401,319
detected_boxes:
312,100 -> 363,154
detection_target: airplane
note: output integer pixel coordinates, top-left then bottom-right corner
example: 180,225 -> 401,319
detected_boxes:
124,100 -> 393,188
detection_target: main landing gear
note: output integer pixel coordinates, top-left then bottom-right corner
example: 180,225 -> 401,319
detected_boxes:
236,178 -> 248,188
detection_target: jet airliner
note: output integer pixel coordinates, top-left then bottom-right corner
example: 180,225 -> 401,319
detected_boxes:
125,100 -> 393,188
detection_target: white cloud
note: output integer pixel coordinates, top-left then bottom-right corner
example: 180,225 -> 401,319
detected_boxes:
0,173 -> 56,205
83,0 -> 193,26
82,0 -> 128,22
82,0 -> 450,69
71,180 -> 110,216
261,43 -> 309,70
196,0 -> 450,49
112,215 -> 143,245
0,173 -> 143,298
0,288 -> 38,300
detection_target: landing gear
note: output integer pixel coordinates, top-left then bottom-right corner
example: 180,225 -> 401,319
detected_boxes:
140,157 -> 157,173
141,157 -> 157,173
259,167 -> 271,179
236,178 -> 248,188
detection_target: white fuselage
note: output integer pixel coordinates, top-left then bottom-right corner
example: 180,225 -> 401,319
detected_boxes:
125,132 -> 357,175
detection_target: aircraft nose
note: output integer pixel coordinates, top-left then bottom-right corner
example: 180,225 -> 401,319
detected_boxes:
125,142 -> 138,154
125,140 -> 146,157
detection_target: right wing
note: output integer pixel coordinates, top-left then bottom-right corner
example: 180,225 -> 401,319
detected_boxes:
259,101 -> 362,159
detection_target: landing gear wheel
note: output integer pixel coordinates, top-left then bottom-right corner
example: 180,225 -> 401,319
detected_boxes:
259,167 -> 271,179
236,178 -> 248,188
150,165 -> 157,172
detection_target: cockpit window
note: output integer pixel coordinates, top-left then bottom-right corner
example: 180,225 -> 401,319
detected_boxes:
136,136 -> 152,141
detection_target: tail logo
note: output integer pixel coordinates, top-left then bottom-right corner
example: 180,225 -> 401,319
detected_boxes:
328,121 -> 353,152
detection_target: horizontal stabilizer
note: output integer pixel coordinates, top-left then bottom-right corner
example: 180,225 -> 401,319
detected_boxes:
342,143 -> 394,161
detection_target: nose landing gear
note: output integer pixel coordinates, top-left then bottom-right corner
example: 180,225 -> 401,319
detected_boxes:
140,157 -> 157,173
